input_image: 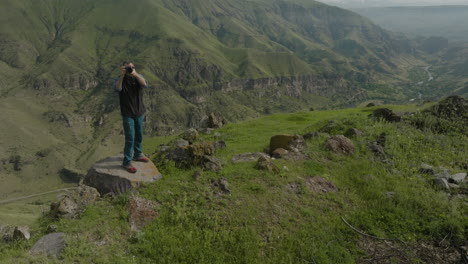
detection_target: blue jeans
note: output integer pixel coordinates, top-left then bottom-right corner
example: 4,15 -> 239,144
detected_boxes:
122,115 -> 144,166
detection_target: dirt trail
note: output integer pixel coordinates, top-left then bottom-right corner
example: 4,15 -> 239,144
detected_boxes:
0,187 -> 78,205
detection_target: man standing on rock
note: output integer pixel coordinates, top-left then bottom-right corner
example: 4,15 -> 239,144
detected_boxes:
114,61 -> 150,173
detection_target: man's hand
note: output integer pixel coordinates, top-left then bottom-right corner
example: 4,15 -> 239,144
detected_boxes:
120,66 -> 127,76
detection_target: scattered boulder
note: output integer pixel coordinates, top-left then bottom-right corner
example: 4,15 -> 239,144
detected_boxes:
272,148 -> 309,161
127,195 -> 160,232
207,112 -> 227,129
305,176 -> 337,193
368,142 -> 387,162
83,155 -> 162,195
254,156 -> 280,174
29,233 -> 66,258
0,225 -> 14,242
183,128 -> 199,142
211,178 -> 230,195
231,152 -> 269,163
270,134 -> 306,155
419,163 -> 435,175
13,226 -> 30,241
197,128 -> 215,134
271,148 -> 289,159
324,135 -> 355,155
213,140 -> 227,150
50,185 -> 100,219
434,170 -> 451,180
385,192 -> 396,199
344,128 -> 364,138
369,108 -> 401,122
203,155 -> 222,172
433,178 -> 450,190
366,103 -> 376,107
174,139 -> 189,148
450,173 -> 467,184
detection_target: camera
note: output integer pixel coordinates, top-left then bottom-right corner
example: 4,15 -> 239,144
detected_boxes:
125,66 -> 133,74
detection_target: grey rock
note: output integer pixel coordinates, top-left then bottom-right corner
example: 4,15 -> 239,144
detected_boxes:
197,128 -> 215,134
368,142 -> 386,161
433,178 -> 450,190
434,170 -> 451,180
50,185 -> 100,219
231,152 -> 269,163
207,112 -> 227,129
213,132 -> 221,138
183,128 -> 199,142
29,233 -> 66,258
211,178 -> 230,194
13,226 -> 30,240
448,183 -> 460,189
0,225 -> 14,242
174,139 -> 189,148
83,155 -> 162,195
270,134 -> 306,154
203,155 -> 222,172
344,128 -> 364,138
450,173 -> 467,184
254,156 -> 280,174
385,192 -> 396,199
325,135 -> 355,155
419,163 -> 434,174
213,140 -> 227,150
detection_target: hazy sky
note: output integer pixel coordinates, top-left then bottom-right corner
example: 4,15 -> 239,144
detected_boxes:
320,0 -> 468,7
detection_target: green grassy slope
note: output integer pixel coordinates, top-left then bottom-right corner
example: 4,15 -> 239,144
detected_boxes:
0,0 -> 460,221
1,101 -> 466,263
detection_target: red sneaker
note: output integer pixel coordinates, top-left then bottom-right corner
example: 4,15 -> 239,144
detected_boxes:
123,164 -> 137,173
133,156 -> 150,162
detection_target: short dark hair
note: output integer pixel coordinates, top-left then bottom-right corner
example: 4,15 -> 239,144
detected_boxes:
122,60 -> 133,66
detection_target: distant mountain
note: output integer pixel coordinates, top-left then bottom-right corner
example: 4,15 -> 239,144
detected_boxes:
320,0 -> 468,8
353,5 -> 468,42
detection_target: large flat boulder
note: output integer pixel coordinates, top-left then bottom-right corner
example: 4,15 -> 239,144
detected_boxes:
83,155 -> 162,195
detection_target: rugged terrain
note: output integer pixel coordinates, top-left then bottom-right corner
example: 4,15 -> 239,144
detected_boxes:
0,0 -> 467,236
0,97 -> 467,263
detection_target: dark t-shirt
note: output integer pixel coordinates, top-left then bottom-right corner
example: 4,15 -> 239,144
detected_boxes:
114,75 -> 147,117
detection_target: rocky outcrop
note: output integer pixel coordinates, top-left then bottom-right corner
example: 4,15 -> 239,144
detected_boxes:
83,155 -> 162,195
255,156 -> 280,174
269,134 -> 306,155
29,233 -> 66,258
207,112 -> 227,128
50,185 -> 100,219
324,135 -> 355,155
13,226 -> 30,241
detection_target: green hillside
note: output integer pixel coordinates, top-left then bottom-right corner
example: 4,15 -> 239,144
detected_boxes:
0,0 -> 465,223
1,99 -> 466,263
